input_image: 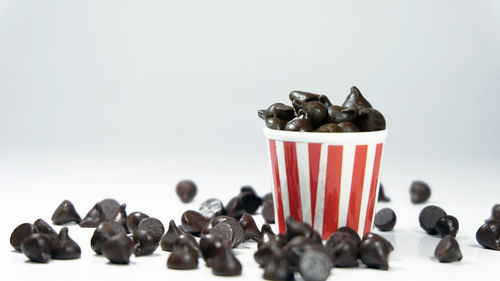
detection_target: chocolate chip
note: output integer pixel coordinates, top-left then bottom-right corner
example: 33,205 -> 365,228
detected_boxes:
337,121 -> 360,132
337,226 -> 361,245
284,111 -> 314,132
132,229 -> 159,256
434,235 -> 462,262
181,210 -> 208,235
167,244 -> 198,270
289,90 -> 320,104
126,211 -> 149,233
51,200 -> 81,225
374,208 -> 397,231
99,199 -> 121,220
298,249 -> 332,281
436,215 -> 459,237
91,221 -> 127,255
491,204 -> 500,221
51,227 -> 81,260
254,240 -> 283,268
378,183 -> 391,202
263,250 -> 294,281
258,109 -> 271,120
262,193 -> 275,224
356,108 -> 386,131
410,181 -> 431,204
300,101 -> 328,128
285,216 -> 320,243
282,235 -> 312,267
326,238 -> 359,267
111,204 -> 128,232
325,231 -> 355,248
258,223 -> 276,249
325,106 -> 357,124
33,218 -> 58,239
102,234 -> 133,264
225,197 -> 245,219
359,233 -> 393,270
316,123 -> 342,132
137,217 -> 165,242
80,199 -> 119,228
264,118 -> 287,130
208,223 -> 234,247
21,233 -> 52,263
200,234 -> 224,267
199,199 -> 225,220
205,216 -> 244,248
176,180 -> 197,203
211,247 -> 242,276
419,205 -> 447,235
174,233 -> 200,257
240,213 -> 260,241
476,220 -> 500,250
264,103 -> 296,121
10,223 -> 37,251
319,95 -> 332,106
161,220 -> 183,252
341,86 -> 372,111
239,189 -> 263,215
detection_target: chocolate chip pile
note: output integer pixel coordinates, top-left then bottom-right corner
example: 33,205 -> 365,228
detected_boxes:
258,86 -> 386,132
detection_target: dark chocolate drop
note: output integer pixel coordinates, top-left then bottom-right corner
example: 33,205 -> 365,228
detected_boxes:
160,220 -> 183,252
359,233 -> 393,270
51,227 -> 81,260
434,235 -> 462,262
378,183 -> 391,202
199,198 -> 225,220
133,229 -> 159,256
102,234 -> 133,264
181,210 -> 208,235
21,233 -> 52,263
137,217 -> 165,242
91,221 -> 127,255
10,223 -> 37,251
51,200 -> 81,225
476,220 -> 500,250
240,213 -> 260,241
435,215 -> 459,237
298,249 -> 332,281
410,181 -> 431,204
341,86 -> 372,111
111,204 -> 128,232
176,180 -> 197,203
126,211 -> 149,233
211,247 -> 242,276
419,205 -> 447,235
374,208 -> 397,231
167,245 -> 198,270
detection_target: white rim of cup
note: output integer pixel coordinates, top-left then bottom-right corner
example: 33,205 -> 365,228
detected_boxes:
263,127 -> 388,145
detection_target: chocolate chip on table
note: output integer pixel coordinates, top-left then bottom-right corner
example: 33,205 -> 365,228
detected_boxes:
137,217 -> 165,242
199,199 -> 225,220
51,227 -> 81,260
10,223 -> 37,251
374,208 -> 397,231
336,226 -> 361,246
34,218 -> 58,239
434,235 -> 462,263
174,233 -> 201,257
181,210 -> 208,235
167,245 -> 198,270
359,232 -> 393,270
254,240 -> 283,268
204,216 -> 244,248
100,199 -> 121,220
132,229 -> 159,256
410,181 -> 431,204
326,236 -> 359,267
476,220 -> 500,250
208,223 -> 234,248
378,183 -> 391,202
284,110 -> 314,132
176,180 -> 197,203
419,205 -> 447,235
261,193 -> 275,224
51,200 -> 81,225
300,101 -> 328,128
337,121 -> 360,132
91,221 -> 127,255
258,223 -> 276,249
325,106 -> 357,124
356,108 -> 386,131
225,197 -> 245,219
102,234 -> 134,264
435,215 -> 459,237
111,204 -> 128,232
281,235 -> 313,267
285,216 -> 321,244
240,213 -> 261,241
239,189 -> 263,215
316,123 -> 342,132
263,249 -> 294,281
341,86 -> 373,111
21,233 -> 52,263
211,246 -> 242,276
126,211 -> 149,233
79,199 -> 120,228
200,234 -> 224,267
161,220 -> 184,252
298,249 -> 332,281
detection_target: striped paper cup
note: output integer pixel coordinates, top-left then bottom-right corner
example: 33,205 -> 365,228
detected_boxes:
264,127 -> 387,240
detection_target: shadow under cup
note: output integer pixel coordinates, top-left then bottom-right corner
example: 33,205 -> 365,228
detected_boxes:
263,127 -> 388,240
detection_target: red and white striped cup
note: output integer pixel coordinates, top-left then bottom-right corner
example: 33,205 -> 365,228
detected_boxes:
264,127 -> 387,240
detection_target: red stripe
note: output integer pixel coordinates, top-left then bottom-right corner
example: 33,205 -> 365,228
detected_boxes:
268,140 -> 286,233
363,143 -> 384,234
346,145 -> 368,232
283,142 -> 303,222
322,145 -> 343,240
308,143 -> 321,228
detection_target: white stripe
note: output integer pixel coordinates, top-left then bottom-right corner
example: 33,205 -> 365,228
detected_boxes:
338,144 -> 356,228
357,144 -> 376,235
296,143 -> 312,225
275,141 -> 290,223
266,139 -> 281,230
313,144 -> 329,235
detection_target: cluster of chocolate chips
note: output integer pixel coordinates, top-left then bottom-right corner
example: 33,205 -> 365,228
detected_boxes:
476,204 -> 500,250
418,205 -> 462,262
258,87 -> 386,132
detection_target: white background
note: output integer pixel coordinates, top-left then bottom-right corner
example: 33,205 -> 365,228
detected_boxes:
1,0 -> 500,280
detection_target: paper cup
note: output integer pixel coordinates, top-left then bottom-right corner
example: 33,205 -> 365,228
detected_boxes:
264,127 -> 388,239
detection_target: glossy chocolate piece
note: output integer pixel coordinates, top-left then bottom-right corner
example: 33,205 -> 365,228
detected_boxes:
111,204 -> 128,232
319,95 -> 332,106
51,227 -> 81,260
10,223 -> 37,251
434,235 -> 462,262
337,121 -> 360,132
126,211 -> 149,233
240,213 -> 260,241
356,108 -> 386,131
285,216 -> 322,244
374,208 -> 397,231
316,123 -> 342,132
181,210 -> 208,235
258,223 -> 276,249
79,199 -> 119,228
337,226 -> 361,245
282,235 -> 312,267
211,247 -> 242,276
34,218 -> 58,239
378,183 -> 391,202
435,215 -> 459,237
359,233 -> 393,270
209,222 -> 234,247
327,238 -> 359,267
102,234 -> 133,264
239,189 -> 263,215
100,199 -> 121,220
226,197 -> 245,219
341,86 -> 372,111
160,220 -> 183,252
167,244 -> 198,270
298,249 -> 332,281
91,221 -> 127,255
410,181 -> 431,204
258,109 -> 272,120
262,193 -> 275,224
174,233 -> 200,257
51,200 -> 81,225
263,250 -> 294,281
132,229 -> 159,256
419,205 -> 447,235
325,231 -> 356,248
492,204 -> 500,220
476,220 -> 500,250
200,234 -> 224,267
325,106 -> 357,124
300,101 -> 328,128
264,103 -> 296,121
289,90 -> 320,104
176,179 -> 197,203
205,216 -> 244,248
254,240 -> 283,268
21,233 -> 52,263
199,198 -> 225,219
137,217 -> 164,242
284,111 -> 314,132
